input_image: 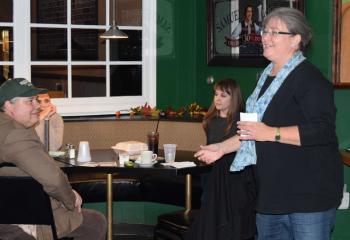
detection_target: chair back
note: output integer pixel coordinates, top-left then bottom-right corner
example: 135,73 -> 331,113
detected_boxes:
0,176 -> 58,239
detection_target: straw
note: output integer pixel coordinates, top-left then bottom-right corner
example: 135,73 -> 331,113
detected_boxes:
155,114 -> 160,133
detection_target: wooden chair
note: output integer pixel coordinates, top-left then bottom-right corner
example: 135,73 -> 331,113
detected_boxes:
0,176 -> 59,240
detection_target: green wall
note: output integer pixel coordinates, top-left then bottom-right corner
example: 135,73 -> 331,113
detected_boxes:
157,0 -> 350,239
157,0 -> 349,147
157,0 -> 197,109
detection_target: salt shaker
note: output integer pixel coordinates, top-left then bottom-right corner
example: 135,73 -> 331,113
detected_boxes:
66,144 -> 76,159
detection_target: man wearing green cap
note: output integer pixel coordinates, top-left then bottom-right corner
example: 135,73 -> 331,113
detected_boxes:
0,78 -> 107,240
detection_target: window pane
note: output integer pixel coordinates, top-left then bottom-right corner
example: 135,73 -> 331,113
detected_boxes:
0,0 -> 13,22
31,0 -> 67,24
115,0 -> 142,26
110,65 -> 141,96
31,65 -> 67,98
0,28 -> 13,61
0,66 -> 13,85
71,29 -> 105,61
110,30 -> 141,61
71,0 -> 105,25
31,28 -> 67,61
72,66 -> 106,97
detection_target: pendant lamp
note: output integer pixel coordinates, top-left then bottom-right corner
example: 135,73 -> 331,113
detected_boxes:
100,0 -> 128,39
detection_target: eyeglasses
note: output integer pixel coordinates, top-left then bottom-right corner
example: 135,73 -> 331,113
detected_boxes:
260,29 -> 295,37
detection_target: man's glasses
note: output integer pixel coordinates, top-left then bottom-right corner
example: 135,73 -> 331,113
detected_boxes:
260,29 -> 295,37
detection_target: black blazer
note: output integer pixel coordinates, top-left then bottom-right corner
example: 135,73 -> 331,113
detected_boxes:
255,60 -> 343,214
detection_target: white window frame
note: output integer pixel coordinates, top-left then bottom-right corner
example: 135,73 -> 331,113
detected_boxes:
12,0 -> 156,116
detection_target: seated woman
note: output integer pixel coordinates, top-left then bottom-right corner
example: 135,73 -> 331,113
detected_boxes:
185,79 -> 256,240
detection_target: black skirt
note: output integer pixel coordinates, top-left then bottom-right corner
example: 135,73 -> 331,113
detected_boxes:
185,153 -> 256,240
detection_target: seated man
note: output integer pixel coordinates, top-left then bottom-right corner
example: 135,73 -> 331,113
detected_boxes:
0,78 -> 107,240
35,92 -> 64,151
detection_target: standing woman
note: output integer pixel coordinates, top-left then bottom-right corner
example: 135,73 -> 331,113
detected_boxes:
186,79 -> 256,240
195,8 -> 343,240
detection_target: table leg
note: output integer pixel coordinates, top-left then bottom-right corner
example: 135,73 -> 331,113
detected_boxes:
107,173 -> 113,240
185,174 -> 192,214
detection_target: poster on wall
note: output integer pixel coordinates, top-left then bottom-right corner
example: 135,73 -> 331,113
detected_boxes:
333,0 -> 350,87
207,0 -> 304,67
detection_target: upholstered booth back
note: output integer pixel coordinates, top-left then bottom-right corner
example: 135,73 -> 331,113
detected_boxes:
63,120 -> 206,152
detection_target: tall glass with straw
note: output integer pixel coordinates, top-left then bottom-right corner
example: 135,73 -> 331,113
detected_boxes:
147,115 -> 160,154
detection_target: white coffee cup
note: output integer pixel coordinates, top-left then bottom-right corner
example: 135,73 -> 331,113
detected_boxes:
77,141 -> 91,162
139,150 -> 157,164
163,144 -> 177,163
239,112 -> 258,137
240,112 -> 258,122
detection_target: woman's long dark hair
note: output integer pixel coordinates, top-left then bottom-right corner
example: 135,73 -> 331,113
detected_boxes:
203,78 -> 244,135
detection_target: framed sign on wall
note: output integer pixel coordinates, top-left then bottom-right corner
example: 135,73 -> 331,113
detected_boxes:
333,0 -> 350,87
207,0 -> 304,67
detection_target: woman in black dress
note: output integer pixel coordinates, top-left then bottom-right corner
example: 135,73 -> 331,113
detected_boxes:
186,79 -> 256,240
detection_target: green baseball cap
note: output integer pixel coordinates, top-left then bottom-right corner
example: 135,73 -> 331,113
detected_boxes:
0,78 -> 48,107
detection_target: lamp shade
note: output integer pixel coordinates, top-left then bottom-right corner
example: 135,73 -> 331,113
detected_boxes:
100,25 -> 128,39
100,0 -> 128,40
100,26 -> 128,39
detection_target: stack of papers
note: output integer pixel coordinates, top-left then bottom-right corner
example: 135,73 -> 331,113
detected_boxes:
161,161 -> 196,168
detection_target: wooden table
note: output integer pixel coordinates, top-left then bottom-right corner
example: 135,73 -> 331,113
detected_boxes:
57,149 -> 210,240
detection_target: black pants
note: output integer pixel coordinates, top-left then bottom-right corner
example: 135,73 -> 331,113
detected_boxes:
64,209 -> 107,240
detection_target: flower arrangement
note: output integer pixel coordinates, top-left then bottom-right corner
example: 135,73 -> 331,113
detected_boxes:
187,102 -> 205,116
130,103 -> 159,117
115,102 -> 206,117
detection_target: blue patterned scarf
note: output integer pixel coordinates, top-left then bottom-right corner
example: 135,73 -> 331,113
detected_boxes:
230,51 -> 305,172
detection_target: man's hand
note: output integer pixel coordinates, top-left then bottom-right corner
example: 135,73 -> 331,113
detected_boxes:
72,189 -> 82,213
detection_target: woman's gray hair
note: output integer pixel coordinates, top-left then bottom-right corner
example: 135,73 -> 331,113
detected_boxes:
263,7 -> 312,51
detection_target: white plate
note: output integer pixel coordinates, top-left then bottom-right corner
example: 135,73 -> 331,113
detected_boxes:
49,151 -> 66,157
135,160 -> 157,168
130,155 -> 164,161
